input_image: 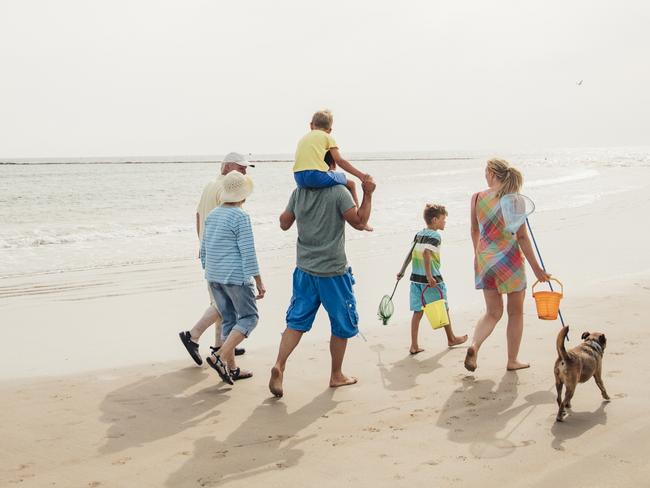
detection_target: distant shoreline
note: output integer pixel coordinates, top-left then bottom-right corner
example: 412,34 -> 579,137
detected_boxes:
0,157 -> 474,165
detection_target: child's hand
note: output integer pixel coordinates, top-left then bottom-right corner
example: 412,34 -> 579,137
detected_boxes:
361,177 -> 376,194
396,271 -> 404,280
427,277 -> 438,288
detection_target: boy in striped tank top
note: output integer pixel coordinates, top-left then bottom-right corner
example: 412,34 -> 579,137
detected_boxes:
397,204 -> 467,354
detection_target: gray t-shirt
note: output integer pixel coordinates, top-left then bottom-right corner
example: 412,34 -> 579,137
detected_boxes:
286,185 -> 356,277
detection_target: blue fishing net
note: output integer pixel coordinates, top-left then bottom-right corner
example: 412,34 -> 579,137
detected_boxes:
500,193 -> 535,233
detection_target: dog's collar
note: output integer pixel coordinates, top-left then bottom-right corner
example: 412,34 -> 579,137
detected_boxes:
585,340 -> 603,354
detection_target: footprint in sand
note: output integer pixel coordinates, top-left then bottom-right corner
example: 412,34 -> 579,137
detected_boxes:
614,393 -> 627,399
111,457 -> 131,465
88,482 -> 102,487
423,459 -> 441,466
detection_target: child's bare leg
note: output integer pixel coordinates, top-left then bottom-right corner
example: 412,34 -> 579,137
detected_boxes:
410,311 -> 424,354
442,315 -> 468,347
345,179 -> 360,207
345,179 -> 373,231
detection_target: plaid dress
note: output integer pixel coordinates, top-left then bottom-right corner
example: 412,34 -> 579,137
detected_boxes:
474,189 -> 526,293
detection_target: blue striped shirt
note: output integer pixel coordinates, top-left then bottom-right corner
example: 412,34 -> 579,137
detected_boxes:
200,206 -> 260,285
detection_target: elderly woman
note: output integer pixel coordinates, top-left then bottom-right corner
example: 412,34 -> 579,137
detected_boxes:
465,158 -> 550,372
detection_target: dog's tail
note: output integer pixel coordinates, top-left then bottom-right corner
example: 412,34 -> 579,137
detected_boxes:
556,326 -> 570,362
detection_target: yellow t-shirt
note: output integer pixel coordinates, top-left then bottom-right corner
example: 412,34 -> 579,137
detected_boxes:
196,175 -> 224,240
293,130 -> 338,172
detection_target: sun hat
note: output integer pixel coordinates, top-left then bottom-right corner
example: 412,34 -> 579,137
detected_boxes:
222,152 -> 255,168
220,171 -> 254,203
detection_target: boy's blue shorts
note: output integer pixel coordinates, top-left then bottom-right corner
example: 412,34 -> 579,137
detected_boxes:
409,282 -> 448,312
286,267 -> 359,339
294,170 -> 347,189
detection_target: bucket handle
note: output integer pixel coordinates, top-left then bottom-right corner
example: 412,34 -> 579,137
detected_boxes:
532,277 -> 563,295
421,284 -> 443,307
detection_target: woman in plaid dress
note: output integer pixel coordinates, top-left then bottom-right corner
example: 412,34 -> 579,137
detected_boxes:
464,159 -> 550,372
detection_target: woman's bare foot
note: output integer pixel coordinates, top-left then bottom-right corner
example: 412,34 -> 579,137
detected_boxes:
363,224 -> 374,232
448,335 -> 468,347
269,366 -> 284,398
464,346 -> 477,372
506,360 -> 530,371
330,373 -> 358,388
409,347 -> 425,355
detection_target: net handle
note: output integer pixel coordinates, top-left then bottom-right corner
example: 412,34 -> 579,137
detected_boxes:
531,277 -> 563,295
420,284 -> 443,307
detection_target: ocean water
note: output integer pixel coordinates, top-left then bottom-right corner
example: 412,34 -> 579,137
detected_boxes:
1,147 -> 649,279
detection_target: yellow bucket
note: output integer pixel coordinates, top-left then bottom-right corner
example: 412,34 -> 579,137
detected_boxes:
532,278 -> 563,320
421,285 -> 450,330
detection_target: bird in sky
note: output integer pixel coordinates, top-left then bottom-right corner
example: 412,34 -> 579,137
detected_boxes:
577,80 -> 583,86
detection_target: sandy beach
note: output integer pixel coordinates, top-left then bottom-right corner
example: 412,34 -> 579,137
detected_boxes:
1,161 -> 650,487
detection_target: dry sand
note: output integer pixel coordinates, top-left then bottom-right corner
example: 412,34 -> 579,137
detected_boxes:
1,177 -> 650,487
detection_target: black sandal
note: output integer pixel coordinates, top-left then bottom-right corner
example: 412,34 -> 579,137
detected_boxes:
206,354 -> 234,385
210,345 -> 246,356
230,367 -> 253,381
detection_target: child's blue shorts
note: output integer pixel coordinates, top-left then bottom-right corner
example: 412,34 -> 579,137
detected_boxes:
285,267 -> 359,339
410,282 -> 448,312
294,170 -> 347,189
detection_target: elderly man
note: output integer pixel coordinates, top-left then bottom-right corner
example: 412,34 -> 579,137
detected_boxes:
179,152 -> 253,365
268,177 -> 376,398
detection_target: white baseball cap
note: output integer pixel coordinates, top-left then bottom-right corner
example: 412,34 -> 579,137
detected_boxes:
222,152 -> 255,167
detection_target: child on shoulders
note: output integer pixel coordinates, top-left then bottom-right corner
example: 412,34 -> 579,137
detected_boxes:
293,110 -> 372,230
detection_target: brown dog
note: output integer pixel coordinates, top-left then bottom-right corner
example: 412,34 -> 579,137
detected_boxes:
554,326 -> 610,421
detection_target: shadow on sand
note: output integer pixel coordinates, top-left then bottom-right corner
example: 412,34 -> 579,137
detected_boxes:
166,389 -> 339,487
98,367 -> 229,454
550,401 -> 608,451
437,372 -> 555,459
374,345 -> 451,391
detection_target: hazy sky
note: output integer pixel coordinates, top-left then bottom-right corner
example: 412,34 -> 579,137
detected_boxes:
1,0 -> 649,158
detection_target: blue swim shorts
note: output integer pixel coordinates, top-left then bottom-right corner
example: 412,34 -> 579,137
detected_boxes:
409,282 -> 448,312
285,267 -> 359,339
294,170 -> 347,189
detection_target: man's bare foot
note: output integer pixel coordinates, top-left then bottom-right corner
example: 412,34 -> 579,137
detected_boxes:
464,346 -> 477,372
363,225 -> 374,232
329,374 -> 358,388
409,347 -> 425,355
269,366 -> 284,398
506,361 -> 530,371
448,335 -> 468,347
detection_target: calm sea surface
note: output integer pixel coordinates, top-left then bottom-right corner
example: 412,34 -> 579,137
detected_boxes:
1,148 -> 648,279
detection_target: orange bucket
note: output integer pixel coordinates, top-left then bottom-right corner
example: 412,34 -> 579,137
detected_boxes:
532,278 -> 563,320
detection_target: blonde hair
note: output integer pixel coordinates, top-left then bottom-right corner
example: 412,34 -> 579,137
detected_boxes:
423,203 -> 447,224
311,109 -> 333,130
486,158 -> 523,198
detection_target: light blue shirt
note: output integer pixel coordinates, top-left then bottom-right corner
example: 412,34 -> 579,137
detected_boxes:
200,206 -> 260,285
